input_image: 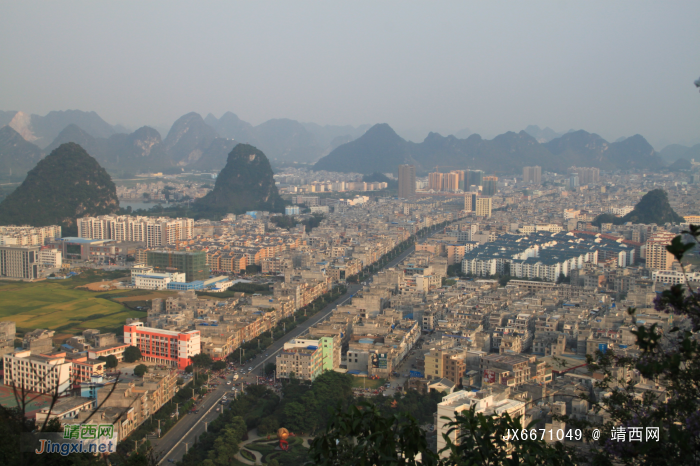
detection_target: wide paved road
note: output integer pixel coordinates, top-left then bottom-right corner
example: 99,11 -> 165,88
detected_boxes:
155,227 -> 442,463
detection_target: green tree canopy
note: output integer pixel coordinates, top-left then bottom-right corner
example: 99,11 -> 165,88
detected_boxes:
133,364 -> 148,377
208,416 -> 247,466
192,353 -> 214,369
211,360 -> 227,371
98,354 -> 118,369
123,345 -> 142,363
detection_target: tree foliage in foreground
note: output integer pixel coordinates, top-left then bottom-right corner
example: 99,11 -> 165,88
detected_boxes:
562,228 -> 700,465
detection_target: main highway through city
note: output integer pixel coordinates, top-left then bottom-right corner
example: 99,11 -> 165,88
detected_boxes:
155,224 -> 445,463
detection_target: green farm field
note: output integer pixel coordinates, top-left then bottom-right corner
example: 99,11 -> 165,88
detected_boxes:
0,270 -> 176,341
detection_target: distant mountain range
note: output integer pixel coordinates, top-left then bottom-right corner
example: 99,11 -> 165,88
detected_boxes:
0,110 -> 371,180
314,124 -> 665,175
0,109 -> 685,181
659,143 -> 700,164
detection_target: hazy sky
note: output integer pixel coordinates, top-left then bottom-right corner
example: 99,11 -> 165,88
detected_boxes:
1,1 -> 699,147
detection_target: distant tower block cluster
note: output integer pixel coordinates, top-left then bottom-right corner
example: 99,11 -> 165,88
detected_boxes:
427,169 -> 469,193
482,176 -> 498,196
398,164 -> 416,199
522,166 -> 542,184
568,166 -> 599,185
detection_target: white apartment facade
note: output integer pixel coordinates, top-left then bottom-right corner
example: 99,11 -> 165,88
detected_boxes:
3,350 -> 73,395
38,248 -> 63,268
652,270 -> 700,285
78,215 -> 194,247
436,390 -> 526,458
0,225 -> 62,246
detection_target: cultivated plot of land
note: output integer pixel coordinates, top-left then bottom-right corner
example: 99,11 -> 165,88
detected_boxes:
0,271 -> 175,338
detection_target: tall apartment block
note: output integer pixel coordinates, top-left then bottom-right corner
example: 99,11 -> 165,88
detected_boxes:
522,166 -> 542,184
428,172 -> 443,191
645,232 -> 677,270
398,164 -> 416,199
475,197 -> 492,218
464,192 -> 478,212
78,215 -> 194,247
467,170 -> 484,188
482,176 -> 498,196
442,172 -> 459,192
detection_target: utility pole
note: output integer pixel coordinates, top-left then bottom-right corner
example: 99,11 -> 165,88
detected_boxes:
158,420 -> 161,437
205,422 -> 208,432
185,443 -> 188,454
175,403 -> 179,419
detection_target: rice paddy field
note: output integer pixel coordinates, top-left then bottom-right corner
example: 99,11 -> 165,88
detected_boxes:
0,270 -> 178,341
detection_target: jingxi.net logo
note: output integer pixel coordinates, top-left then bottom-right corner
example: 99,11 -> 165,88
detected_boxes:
22,425 -> 117,456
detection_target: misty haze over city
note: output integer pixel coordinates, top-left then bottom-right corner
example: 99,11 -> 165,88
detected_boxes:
1,1 -> 699,148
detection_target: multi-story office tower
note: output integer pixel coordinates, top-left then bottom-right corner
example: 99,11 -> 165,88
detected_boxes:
428,172 -> 443,191
442,172 -> 459,192
398,165 -> 416,199
0,245 -> 40,279
147,250 -> 208,282
522,166 -> 542,184
475,197 -> 492,218
482,176 -> 498,196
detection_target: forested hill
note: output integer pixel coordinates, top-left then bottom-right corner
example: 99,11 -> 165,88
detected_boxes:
0,142 -> 119,235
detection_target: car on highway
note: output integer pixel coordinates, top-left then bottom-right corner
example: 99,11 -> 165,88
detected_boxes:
248,367 -> 252,371
226,381 -> 231,385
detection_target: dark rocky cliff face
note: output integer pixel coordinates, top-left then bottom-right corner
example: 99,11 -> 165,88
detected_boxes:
196,143 -> 284,215
0,142 -> 119,235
